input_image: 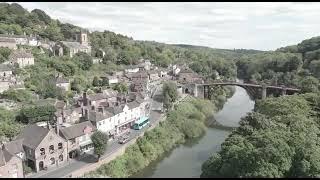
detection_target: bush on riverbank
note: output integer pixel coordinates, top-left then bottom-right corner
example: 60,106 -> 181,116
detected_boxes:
84,98 -> 216,178
201,93 -> 320,178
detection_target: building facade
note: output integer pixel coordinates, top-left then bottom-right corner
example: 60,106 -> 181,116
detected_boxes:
16,125 -> 68,172
9,50 -> 34,68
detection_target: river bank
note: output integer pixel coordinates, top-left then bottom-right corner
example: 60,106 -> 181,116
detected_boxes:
131,85 -> 254,178
83,94 -> 225,178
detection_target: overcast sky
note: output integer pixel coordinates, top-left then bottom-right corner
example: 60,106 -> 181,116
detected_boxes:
14,2 -> 320,51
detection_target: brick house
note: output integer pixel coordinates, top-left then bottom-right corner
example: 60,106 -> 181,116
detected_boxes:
59,121 -> 96,159
16,125 -> 68,172
0,147 -> 24,178
9,50 -> 34,68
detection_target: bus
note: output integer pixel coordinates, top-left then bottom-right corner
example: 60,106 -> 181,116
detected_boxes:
133,116 -> 150,130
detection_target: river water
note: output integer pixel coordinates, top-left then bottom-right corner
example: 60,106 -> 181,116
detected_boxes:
131,84 -> 255,178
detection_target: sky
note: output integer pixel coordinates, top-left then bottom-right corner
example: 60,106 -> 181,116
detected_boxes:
13,2 -> 320,51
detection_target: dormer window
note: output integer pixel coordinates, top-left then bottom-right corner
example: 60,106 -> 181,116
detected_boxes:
58,143 -> 63,149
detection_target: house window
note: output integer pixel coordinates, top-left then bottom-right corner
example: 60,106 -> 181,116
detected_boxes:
59,155 -> 63,162
50,158 -> 55,165
40,148 -> 45,155
49,145 -> 54,154
58,143 -> 63,149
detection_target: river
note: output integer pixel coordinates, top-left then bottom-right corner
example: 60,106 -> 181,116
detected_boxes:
131,83 -> 255,178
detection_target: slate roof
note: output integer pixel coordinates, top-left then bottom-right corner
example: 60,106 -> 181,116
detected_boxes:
16,124 -> 50,149
60,41 -> 90,49
3,139 -> 24,155
127,100 -> 140,109
89,110 -> 114,122
88,93 -> 106,101
9,50 -> 33,62
56,76 -> 69,84
0,148 -> 14,166
60,121 -> 96,140
0,37 -> 16,43
0,64 -> 13,72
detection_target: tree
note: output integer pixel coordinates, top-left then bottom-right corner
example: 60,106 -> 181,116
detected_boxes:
91,131 -> 108,161
112,83 -> 128,94
300,76 -> 319,93
92,76 -> 101,87
73,52 -> 93,70
162,81 -> 178,111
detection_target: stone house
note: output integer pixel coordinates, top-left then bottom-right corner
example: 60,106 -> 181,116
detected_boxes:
53,30 -> 91,58
81,92 -> 118,113
9,50 -> 34,68
16,125 -> 68,172
0,34 -> 28,46
3,139 -> 25,161
59,121 -> 96,159
100,74 -> 119,86
0,147 -> 24,178
55,76 -> 70,91
178,68 -> 204,84
0,78 -> 10,93
0,64 -> 12,77
0,37 -> 17,50
138,60 -> 151,71
148,70 -> 160,82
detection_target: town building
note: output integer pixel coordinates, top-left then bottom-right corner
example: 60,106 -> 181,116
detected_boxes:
124,65 -> 139,74
100,74 -> 119,86
16,125 -> 68,172
0,37 -> 17,50
53,30 -> 91,58
0,147 -> 24,178
177,68 -> 204,84
148,70 -> 160,82
55,76 -> 70,91
0,64 -> 13,77
88,99 -> 147,138
59,121 -> 96,159
9,50 -> 34,68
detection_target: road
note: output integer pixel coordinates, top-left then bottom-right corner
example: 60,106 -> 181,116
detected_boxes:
28,83 -> 164,178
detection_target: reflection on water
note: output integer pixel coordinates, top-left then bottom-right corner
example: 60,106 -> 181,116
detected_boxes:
131,82 -> 255,178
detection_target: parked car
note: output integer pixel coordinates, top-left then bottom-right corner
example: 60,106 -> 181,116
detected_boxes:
118,136 -> 129,144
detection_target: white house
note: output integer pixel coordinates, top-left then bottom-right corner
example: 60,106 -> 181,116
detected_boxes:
172,65 -> 181,76
124,65 -> 139,74
89,99 -> 147,139
107,76 -> 119,85
9,50 -> 34,68
28,37 -> 39,46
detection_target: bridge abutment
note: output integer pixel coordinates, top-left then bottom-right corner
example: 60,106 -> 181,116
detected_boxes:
261,85 -> 267,99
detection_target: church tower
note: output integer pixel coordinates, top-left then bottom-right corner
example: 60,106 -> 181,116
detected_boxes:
78,29 -> 88,46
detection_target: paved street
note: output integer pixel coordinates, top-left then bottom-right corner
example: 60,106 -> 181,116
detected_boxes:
28,83 -> 164,178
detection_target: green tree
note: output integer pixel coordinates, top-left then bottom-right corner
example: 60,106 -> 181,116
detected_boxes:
92,76 -> 101,87
300,76 -> 319,93
73,52 -> 93,70
91,131 -> 108,161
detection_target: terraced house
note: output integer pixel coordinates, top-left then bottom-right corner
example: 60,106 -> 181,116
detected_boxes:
59,121 -> 96,159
